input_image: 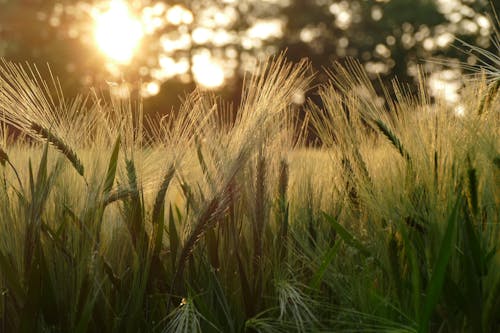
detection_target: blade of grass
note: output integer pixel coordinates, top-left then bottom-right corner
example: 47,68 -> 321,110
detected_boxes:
309,240 -> 341,291
418,194 -> 461,333
169,203 -> 180,272
103,136 -> 121,199
322,212 -> 385,271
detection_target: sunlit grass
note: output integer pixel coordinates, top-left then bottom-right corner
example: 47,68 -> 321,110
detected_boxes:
0,37 -> 499,333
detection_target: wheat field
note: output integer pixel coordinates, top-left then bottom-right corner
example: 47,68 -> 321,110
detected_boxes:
0,39 -> 499,333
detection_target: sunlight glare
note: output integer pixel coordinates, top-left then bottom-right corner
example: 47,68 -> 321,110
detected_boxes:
94,0 -> 143,64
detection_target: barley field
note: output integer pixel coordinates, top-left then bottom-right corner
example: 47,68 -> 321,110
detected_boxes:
0,40 -> 499,332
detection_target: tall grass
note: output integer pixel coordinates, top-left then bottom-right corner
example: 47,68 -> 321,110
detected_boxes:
0,40 -> 498,333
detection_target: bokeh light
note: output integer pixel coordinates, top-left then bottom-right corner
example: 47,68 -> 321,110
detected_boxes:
192,53 -> 225,89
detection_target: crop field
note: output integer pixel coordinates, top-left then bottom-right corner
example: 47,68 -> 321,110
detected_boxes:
0,42 -> 499,332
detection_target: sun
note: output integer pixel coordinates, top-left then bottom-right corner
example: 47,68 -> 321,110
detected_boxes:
94,0 -> 143,64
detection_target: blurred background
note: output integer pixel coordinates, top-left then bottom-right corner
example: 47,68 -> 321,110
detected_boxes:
0,0 -> 498,115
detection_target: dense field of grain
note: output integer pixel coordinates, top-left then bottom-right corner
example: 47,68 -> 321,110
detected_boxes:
0,47 -> 498,332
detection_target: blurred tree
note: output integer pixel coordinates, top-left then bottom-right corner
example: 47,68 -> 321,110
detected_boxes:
284,0 -> 497,87
0,0 -> 497,112
1,0 -> 98,97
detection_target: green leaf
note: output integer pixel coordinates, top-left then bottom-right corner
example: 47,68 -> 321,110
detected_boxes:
235,247 -> 254,317
387,232 -> 404,303
103,136 -> 121,198
398,224 -> 422,322
169,203 -> 180,271
0,251 -> 24,302
206,228 -> 219,269
124,158 -> 148,250
207,267 -> 236,332
194,135 -> 216,191
461,210 -> 484,331
41,222 -> 74,262
152,202 -> 165,258
195,135 -> 209,174
20,245 -> 43,333
322,211 -> 384,270
418,194 -> 461,333
463,209 -> 485,277
466,159 -> 479,216
74,280 -> 102,333
39,247 -> 58,326
483,269 -> 500,331
35,142 -> 49,191
309,240 -> 341,291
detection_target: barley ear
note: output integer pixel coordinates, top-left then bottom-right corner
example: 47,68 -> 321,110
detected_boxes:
30,122 -> 85,176
476,79 -> 499,115
374,119 -> 411,164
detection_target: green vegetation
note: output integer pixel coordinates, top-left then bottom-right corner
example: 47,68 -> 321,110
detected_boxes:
0,44 -> 498,332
